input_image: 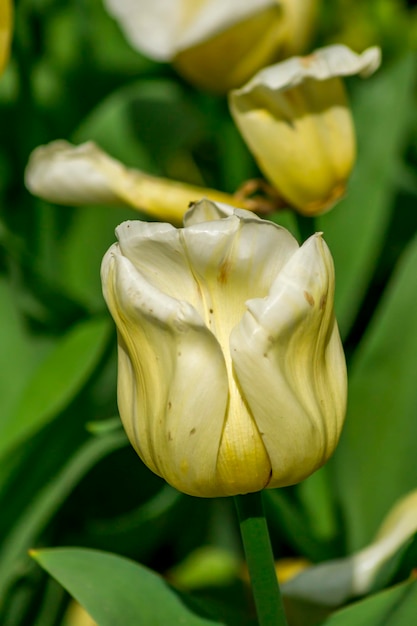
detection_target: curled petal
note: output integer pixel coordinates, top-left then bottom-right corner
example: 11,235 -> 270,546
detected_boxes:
101,246 -> 229,497
231,234 -> 347,487
233,45 -> 381,96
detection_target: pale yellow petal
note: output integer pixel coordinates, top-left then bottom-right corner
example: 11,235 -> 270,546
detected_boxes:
229,45 -> 381,214
25,140 -> 249,222
231,234 -> 347,487
101,245 -> 229,497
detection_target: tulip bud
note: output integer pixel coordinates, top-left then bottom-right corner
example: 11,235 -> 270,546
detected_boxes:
101,200 -> 347,497
103,0 -> 319,93
229,45 -> 381,215
24,140 -> 252,222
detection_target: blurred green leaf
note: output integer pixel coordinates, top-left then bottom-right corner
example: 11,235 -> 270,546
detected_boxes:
264,489 -> 332,562
0,316 -> 111,460
32,548 -> 225,626
333,231 -> 417,549
0,278 -> 44,427
318,53 -> 415,338
0,430 -> 128,608
58,204 -> 139,310
73,82 -> 154,172
320,578 -> 417,625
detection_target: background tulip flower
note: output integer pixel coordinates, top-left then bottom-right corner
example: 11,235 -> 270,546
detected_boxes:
0,0 -> 12,75
282,488 -> 417,607
103,0 -> 319,93
229,44 -> 381,215
24,140 -> 254,222
101,199 -> 346,497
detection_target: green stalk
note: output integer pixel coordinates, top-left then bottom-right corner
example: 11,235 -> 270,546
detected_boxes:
234,492 -> 288,626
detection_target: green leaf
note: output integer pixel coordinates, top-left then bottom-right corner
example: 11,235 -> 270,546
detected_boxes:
32,548 -> 225,626
0,430 -> 128,603
58,204 -> 139,310
0,316 -> 111,460
320,578 -> 417,626
264,489 -> 330,562
318,53 -> 415,338
0,279 -> 47,427
333,231 -> 417,549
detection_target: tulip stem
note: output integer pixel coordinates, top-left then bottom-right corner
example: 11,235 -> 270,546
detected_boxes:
234,492 -> 288,626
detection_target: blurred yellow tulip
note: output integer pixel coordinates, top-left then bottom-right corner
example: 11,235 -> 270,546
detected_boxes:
229,45 -> 381,215
103,0 -> 319,92
0,0 -> 12,75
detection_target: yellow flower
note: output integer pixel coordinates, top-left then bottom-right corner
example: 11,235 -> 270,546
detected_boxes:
229,45 -> 381,216
0,0 -> 12,75
103,0 -> 319,92
101,199 -> 347,497
24,140 -> 253,223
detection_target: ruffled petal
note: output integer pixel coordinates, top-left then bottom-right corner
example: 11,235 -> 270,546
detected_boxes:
232,45 -> 381,96
231,234 -> 347,487
114,220 -> 204,314
101,245 -> 229,497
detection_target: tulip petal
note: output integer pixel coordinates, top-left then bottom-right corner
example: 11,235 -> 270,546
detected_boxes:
25,141 -> 130,207
231,234 -> 347,487
182,200 -> 299,306
114,220 -> 203,313
232,45 -> 381,97
103,0 -> 276,61
101,246 -> 229,497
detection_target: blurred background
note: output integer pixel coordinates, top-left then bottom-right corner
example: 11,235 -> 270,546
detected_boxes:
2,0 -> 417,624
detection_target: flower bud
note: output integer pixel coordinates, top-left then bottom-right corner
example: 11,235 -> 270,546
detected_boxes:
101,200 -> 347,497
103,0 -> 319,93
229,45 -> 381,215
24,140 -> 251,222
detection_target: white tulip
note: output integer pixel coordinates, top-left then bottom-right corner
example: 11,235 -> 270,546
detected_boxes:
103,0 -> 319,92
101,199 -> 347,497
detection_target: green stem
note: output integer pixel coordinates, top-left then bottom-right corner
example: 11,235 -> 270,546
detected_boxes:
234,492 -> 288,626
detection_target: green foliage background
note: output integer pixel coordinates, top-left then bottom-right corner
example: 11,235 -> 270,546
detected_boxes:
2,0 -> 417,624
